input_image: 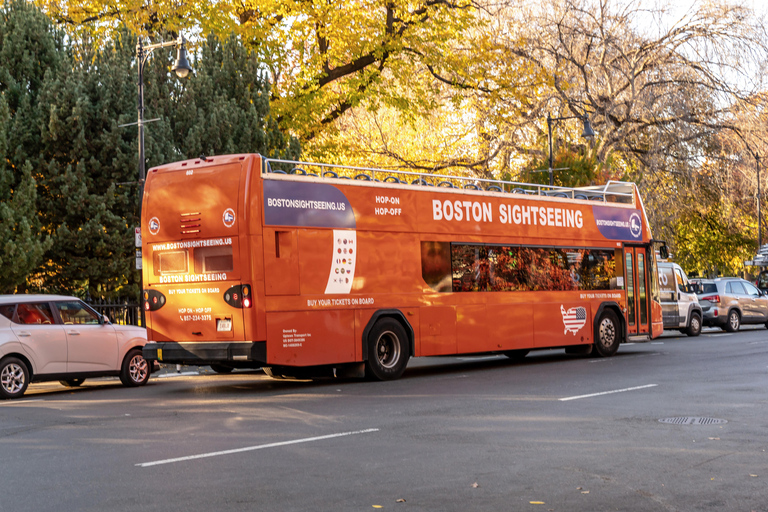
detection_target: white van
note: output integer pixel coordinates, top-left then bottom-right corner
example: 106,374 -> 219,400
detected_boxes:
658,262 -> 702,336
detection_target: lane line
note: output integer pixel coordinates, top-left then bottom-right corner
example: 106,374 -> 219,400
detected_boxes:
0,399 -> 43,406
136,428 -> 380,468
559,384 -> 658,401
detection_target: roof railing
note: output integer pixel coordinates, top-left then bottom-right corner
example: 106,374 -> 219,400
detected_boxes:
262,157 -> 634,204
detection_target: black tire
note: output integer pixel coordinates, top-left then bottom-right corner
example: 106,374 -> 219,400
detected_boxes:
262,367 -> 287,380
724,310 -> 740,332
593,309 -> 621,357
120,349 -> 150,387
209,364 -> 234,374
59,378 -> 86,387
503,349 -> 530,361
365,318 -> 410,381
0,357 -> 30,399
686,313 -> 702,337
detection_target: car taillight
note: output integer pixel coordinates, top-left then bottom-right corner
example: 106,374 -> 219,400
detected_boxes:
224,284 -> 252,308
701,294 -> 720,303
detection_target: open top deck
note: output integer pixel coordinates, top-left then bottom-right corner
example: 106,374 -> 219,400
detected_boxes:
263,158 -> 636,205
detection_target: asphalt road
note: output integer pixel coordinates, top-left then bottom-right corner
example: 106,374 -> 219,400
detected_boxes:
2,326 -> 767,512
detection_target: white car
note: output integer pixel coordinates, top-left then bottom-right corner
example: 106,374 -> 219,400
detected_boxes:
0,295 -> 153,399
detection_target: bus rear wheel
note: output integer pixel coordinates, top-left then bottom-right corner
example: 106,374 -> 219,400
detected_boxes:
365,318 -> 410,381
594,309 -> 621,357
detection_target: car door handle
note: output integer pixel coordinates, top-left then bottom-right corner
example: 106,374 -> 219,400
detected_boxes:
67,331 -> 81,335
17,331 -> 31,337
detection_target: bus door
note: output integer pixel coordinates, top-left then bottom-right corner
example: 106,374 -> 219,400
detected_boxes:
623,246 -> 650,336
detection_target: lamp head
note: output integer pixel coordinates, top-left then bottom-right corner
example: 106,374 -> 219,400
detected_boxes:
172,43 -> 193,78
581,116 -> 596,139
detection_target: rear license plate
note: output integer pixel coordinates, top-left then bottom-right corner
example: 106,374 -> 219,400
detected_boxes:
216,318 -> 232,332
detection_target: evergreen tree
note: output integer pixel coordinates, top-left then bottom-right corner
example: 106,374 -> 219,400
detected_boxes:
0,0 -> 56,293
1,12 -> 300,298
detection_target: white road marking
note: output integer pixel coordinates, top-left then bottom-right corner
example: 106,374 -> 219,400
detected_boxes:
559,384 -> 658,401
0,399 -> 43,405
136,428 -> 380,468
708,334 -> 733,337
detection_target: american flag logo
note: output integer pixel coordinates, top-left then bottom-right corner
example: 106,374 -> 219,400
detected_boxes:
561,305 -> 587,335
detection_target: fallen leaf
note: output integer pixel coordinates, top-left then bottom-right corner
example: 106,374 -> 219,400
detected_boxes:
471,482 -> 480,488
373,506 -> 382,509
708,437 -> 720,440
750,474 -> 758,477
530,501 -> 545,505
576,487 -> 583,490
581,491 -> 589,494
396,499 -> 406,503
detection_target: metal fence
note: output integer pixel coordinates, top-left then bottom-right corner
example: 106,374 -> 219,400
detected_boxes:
87,297 -> 141,326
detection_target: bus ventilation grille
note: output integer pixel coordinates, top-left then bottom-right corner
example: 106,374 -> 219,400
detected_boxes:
180,212 -> 202,234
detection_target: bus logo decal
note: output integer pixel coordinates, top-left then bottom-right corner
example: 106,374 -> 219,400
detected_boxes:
149,217 -> 160,235
593,206 -> 643,240
561,305 -> 587,335
629,213 -> 642,238
223,208 -> 236,228
325,230 -> 356,294
264,180 -> 355,228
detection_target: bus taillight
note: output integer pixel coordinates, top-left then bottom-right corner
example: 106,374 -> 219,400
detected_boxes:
224,285 -> 252,308
143,290 -> 166,311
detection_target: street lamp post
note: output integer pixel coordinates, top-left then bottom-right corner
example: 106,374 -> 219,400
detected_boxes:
758,154 -> 762,249
135,35 -> 193,325
136,35 -> 193,185
547,112 -> 595,187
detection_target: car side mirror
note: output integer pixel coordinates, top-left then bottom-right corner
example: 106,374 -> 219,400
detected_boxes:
99,314 -> 111,325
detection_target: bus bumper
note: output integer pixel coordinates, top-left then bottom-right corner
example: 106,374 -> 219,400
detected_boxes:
143,342 -> 266,367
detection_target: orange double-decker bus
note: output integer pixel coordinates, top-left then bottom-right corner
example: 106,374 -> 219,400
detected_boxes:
140,154 -> 664,380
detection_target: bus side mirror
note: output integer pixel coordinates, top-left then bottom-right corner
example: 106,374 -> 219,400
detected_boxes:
659,245 -> 669,259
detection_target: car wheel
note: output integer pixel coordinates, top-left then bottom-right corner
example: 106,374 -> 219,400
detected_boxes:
209,364 -> 234,374
365,318 -> 410,381
0,357 -> 30,399
59,378 -> 86,387
686,313 -> 702,337
594,309 -> 622,357
120,349 -> 150,387
725,310 -> 740,332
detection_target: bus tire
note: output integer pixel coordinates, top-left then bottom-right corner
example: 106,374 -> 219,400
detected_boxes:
594,309 -> 621,357
365,318 -> 410,381
686,313 -> 702,337
503,349 -> 529,361
0,357 -> 30,399
263,367 -> 286,379
120,349 -> 150,387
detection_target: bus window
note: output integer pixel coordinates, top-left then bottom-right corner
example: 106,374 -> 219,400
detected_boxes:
446,244 -> 616,293
421,241 -> 452,292
153,250 -> 188,275
195,246 -> 234,274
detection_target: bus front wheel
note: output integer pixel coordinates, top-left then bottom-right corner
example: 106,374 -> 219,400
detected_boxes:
365,318 -> 410,381
594,309 -> 621,357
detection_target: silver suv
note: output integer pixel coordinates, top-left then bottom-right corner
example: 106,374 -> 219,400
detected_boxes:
692,278 -> 768,332
0,295 -> 153,399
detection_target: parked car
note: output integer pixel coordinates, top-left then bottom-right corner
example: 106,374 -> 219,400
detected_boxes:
657,262 -> 702,336
0,295 -> 154,399
757,270 -> 768,294
691,278 -> 768,332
